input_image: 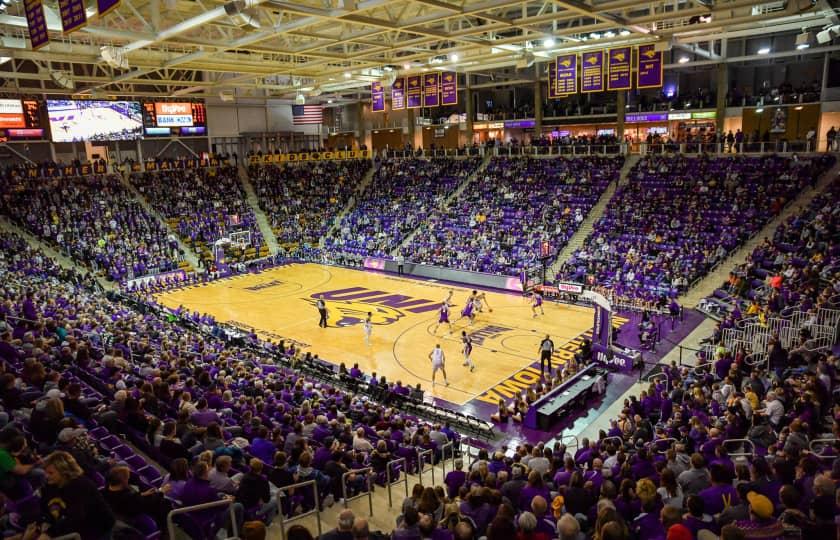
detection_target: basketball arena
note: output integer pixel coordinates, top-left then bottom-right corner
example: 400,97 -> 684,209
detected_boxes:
0,1 -> 838,539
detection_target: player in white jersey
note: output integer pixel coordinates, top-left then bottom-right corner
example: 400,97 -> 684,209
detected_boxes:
443,290 -> 455,307
461,331 -> 475,371
363,312 -> 372,346
428,344 -> 449,387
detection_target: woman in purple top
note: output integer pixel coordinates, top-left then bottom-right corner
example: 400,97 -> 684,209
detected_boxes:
518,471 -> 551,512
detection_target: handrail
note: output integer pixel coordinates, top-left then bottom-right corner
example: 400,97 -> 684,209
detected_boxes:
440,441 -> 455,478
809,437 -> 838,459
722,438 -> 756,459
342,467 -> 373,516
386,457 -> 408,508
691,362 -> 714,377
417,448 -> 435,486
275,479 -> 322,540
600,436 -> 624,448
166,498 -> 238,540
558,434 -> 580,452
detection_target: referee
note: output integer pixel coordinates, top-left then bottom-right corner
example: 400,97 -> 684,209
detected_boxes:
538,334 -> 555,378
316,295 -> 328,328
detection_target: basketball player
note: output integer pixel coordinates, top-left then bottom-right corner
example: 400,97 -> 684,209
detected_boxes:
429,344 -> 449,387
443,290 -> 455,306
459,297 -> 476,326
363,312 -> 372,345
474,292 -> 493,313
461,331 -> 475,371
531,292 -> 545,317
316,295 -> 328,328
434,301 -> 453,334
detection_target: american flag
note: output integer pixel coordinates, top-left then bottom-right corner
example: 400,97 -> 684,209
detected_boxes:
292,105 -> 323,125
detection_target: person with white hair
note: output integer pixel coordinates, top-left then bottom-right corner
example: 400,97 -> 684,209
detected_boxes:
321,509 -> 355,540
557,514 -> 584,540
352,427 -> 374,452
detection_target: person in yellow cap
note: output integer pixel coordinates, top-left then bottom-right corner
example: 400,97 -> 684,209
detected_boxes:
732,492 -> 783,539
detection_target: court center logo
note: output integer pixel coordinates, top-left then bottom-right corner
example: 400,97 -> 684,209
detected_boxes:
307,287 -> 438,328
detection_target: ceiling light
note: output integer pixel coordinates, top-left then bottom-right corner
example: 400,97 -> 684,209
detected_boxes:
755,107 -> 764,113
0,57 -> 10,66
590,33 -> 601,39
580,36 -> 589,41
450,53 -> 459,62
794,105 -> 803,110
543,37 -> 555,48
796,43 -> 809,49
620,30 -> 631,36
344,71 -> 352,78
604,31 -> 615,38
678,56 -> 690,63
490,47 -> 501,54
327,99 -> 334,104
757,47 -> 771,54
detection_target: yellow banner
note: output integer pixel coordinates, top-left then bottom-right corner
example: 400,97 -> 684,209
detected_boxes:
248,150 -> 370,165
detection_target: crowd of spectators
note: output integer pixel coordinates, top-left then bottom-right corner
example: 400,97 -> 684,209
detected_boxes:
557,154 -> 835,305
249,160 -> 370,250
402,156 -> 622,275
325,158 -> 482,258
0,173 -> 183,281
130,167 -> 264,265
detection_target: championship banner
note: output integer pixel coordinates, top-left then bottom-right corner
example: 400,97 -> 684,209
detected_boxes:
407,76 -> 422,108
391,78 -> 406,110
59,0 -> 87,33
440,72 -> 458,105
423,73 -> 440,107
607,47 -> 632,91
555,54 -> 577,95
637,44 -> 663,89
24,0 -> 49,50
581,50 -> 604,93
548,62 -> 560,99
97,0 -> 121,16
371,81 -> 385,112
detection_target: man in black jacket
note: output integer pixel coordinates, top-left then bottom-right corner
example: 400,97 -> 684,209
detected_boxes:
236,458 -> 275,524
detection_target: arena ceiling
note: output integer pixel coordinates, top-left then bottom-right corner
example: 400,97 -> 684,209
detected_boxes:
0,0 -> 838,99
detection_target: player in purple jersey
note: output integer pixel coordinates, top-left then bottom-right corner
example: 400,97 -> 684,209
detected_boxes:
532,292 -> 545,317
434,302 -> 453,334
459,298 -> 475,325
461,331 -> 475,371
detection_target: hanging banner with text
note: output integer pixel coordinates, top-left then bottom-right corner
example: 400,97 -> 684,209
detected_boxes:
24,0 -> 49,50
607,47 -> 632,91
407,76 -> 422,108
637,44 -> 663,89
371,81 -> 385,112
555,54 -> 577,95
423,73 -> 440,107
581,50 -> 604,93
97,0 -> 121,16
548,62 -> 560,99
59,0 -> 87,33
391,78 -> 406,110
440,72 -> 458,106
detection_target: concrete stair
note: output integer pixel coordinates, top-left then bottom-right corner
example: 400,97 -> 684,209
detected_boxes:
326,160 -> 379,238
392,153 -> 493,255
239,165 -> 281,255
116,170 -> 202,272
679,158 -> 840,307
547,154 -> 640,280
0,216 -> 113,290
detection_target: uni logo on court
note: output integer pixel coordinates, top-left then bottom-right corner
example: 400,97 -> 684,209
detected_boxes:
307,287 -> 438,328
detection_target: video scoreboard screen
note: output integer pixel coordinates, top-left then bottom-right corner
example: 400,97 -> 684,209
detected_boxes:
142,101 -> 206,136
0,99 -> 45,140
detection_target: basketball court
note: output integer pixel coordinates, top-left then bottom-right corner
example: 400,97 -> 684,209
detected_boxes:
154,263 -> 600,406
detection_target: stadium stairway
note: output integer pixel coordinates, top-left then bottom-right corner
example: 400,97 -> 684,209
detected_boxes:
116,170 -> 202,273
547,153 -> 640,280
392,152 -> 493,256
0,216 -> 112,289
239,164 -> 281,255
326,159 -> 380,238
678,157 -> 840,308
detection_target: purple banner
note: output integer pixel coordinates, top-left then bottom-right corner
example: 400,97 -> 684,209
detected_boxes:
407,76 -> 422,109
423,73 -> 439,107
637,44 -> 663,89
555,54 -> 577,95
504,120 -> 535,128
581,50 -> 604,93
391,78 -> 405,110
371,81 -> 385,112
24,0 -> 49,50
626,112 -> 668,123
548,62 -> 560,99
59,0 -> 87,34
607,47 -> 632,91
593,303 -> 612,350
97,0 -> 121,16
440,72 -> 457,106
